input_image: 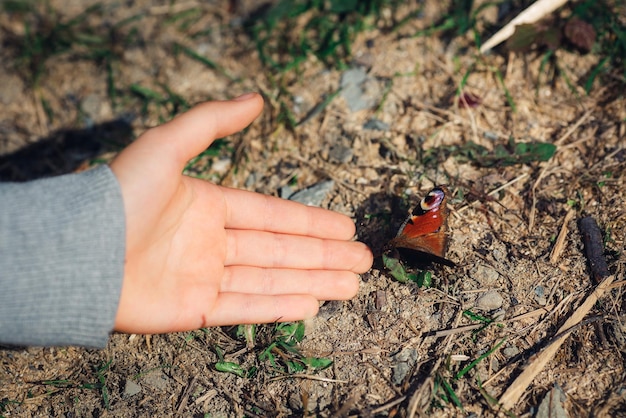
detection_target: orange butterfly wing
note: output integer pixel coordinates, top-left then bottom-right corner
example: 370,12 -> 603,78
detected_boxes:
387,186 -> 454,266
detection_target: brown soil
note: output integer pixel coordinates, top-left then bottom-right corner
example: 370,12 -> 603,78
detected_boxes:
1,1 -> 625,417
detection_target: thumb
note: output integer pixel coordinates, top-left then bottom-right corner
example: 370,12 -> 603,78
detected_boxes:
115,93 -> 264,172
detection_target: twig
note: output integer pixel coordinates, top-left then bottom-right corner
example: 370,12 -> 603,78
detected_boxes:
456,173 -> 528,214
554,110 -> 592,146
480,0 -> 570,53
499,215 -> 613,411
269,374 -> 348,383
176,375 -> 198,414
431,305 -> 554,338
549,209 -> 576,264
369,396 -> 407,415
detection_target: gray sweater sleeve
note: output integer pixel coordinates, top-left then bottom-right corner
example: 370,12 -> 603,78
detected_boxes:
0,165 -> 125,348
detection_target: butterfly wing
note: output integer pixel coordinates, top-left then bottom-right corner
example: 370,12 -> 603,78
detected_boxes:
387,186 -> 455,267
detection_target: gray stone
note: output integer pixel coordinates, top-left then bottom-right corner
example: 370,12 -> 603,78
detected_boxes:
340,67 -> 380,112
123,379 -> 142,398
475,291 -> 504,311
470,264 -> 500,286
534,285 -> 548,306
0,73 -> 24,105
536,384 -> 568,418
288,180 -> 334,206
363,119 -> 390,131
503,346 -> 520,358
391,348 -> 418,385
279,185 -> 295,199
244,172 -> 257,188
328,143 -> 354,164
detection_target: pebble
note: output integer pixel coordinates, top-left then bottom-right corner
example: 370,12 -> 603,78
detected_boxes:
391,348 -> 418,385
503,346 -> 520,358
244,171 -> 257,188
363,118 -> 390,131
143,372 -> 169,390
211,158 -> 231,174
328,143 -> 354,163
279,185 -> 295,199
123,379 -> 142,398
340,67 -> 379,112
470,264 -> 500,286
534,285 -> 547,306
475,290 -> 504,311
288,180 -> 334,206
536,385 -> 567,418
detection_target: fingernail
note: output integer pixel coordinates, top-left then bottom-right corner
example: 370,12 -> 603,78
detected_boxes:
233,92 -> 257,101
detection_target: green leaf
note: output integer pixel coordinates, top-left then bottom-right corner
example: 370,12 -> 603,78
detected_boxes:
302,357 -> 333,370
286,360 -> 306,373
438,374 -> 463,409
259,343 -> 278,368
382,253 -> 417,283
416,270 -> 432,288
454,338 -> 506,380
215,361 -> 246,378
462,310 -> 492,323
456,140 -> 555,167
513,141 -> 556,163
275,321 -> 305,345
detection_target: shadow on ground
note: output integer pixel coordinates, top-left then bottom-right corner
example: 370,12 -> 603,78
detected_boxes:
0,119 -> 133,182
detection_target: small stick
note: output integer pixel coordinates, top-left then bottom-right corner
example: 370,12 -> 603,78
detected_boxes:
499,215 -> 613,411
480,0 -> 570,53
549,209 -> 576,264
456,173 -> 528,214
176,375 -> 198,414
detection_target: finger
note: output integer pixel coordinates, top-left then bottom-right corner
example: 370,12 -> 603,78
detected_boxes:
225,230 -> 373,273
204,293 -> 320,326
221,187 -> 356,240
220,267 -> 360,300
121,93 -> 264,171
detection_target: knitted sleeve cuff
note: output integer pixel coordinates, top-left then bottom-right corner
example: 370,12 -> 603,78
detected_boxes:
0,165 -> 125,348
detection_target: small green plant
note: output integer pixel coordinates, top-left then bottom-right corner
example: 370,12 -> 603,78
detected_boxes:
566,190 -> 586,210
247,0 -> 404,73
432,372 -> 463,410
129,83 -> 190,122
258,322 -> 332,374
597,171 -> 612,187
214,344 -> 252,378
426,138 -> 556,168
95,359 -> 112,410
236,324 -> 257,348
173,43 -> 237,81
430,337 -> 506,412
214,322 -> 331,378
454,337 -> 506,379
0,397 -> 21,416
31,358 -> 113,410
382,253 -> 433,287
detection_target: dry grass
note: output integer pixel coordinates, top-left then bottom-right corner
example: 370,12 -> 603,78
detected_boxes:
1,0 -> 625,416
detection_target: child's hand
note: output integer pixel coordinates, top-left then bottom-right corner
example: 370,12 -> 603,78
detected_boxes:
110,93 -> 373,334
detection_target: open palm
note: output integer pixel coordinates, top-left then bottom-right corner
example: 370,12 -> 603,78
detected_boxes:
110,94 -> 373,334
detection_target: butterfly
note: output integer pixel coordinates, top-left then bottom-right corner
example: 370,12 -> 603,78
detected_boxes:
385,186 -> 455,267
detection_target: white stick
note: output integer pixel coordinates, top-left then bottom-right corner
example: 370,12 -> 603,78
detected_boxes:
480,0 -> 570,53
